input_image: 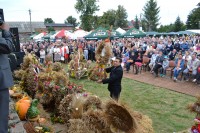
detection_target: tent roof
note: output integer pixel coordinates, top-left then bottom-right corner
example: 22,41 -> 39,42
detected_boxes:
123,27 -> 146,38
116,27 -> 126,34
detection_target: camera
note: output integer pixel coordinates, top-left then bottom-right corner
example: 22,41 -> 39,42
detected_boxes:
0,20 -> 4,26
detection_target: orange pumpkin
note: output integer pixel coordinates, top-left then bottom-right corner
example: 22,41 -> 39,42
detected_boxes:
15,97 -> 31,120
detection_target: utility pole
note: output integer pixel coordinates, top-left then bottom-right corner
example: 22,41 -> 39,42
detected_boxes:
28,9 -> 32,35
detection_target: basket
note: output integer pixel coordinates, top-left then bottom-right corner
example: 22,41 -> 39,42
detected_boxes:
23,121 -> 37,133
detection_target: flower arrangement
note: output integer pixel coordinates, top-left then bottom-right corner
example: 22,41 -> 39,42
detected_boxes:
89,40 -> 112,81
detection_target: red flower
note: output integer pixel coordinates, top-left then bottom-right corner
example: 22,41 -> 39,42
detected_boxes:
54,85 -> 60,90
68,86 -> 73,90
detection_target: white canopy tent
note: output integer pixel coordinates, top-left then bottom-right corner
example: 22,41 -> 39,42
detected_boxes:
116,27 -> 126,34
73,29 -> 89,40
33,32 -> 46,40
186,29 -> 200,34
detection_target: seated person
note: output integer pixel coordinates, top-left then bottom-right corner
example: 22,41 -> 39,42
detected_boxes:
160,55 -> 169,77
134,52 -> 143,74
168,49 -> 177,60
153,51 -> 164,77
173,54 -> 185,81
192,64 -> 200,84
183,53 -> 199,81
149,50 -> 158,73
126,47 -> 138,73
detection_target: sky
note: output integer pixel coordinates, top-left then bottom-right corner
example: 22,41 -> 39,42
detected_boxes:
0,0 -> 199,26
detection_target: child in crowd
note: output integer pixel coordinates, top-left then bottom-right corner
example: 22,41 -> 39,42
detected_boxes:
160,55 -> 169,77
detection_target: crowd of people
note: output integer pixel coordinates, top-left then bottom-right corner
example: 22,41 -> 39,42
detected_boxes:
20,35 -> 200,85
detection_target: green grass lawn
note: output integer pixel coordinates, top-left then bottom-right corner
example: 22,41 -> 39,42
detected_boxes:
70,77 -> 196,133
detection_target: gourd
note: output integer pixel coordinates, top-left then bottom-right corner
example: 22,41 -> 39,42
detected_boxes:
15,97 -> 31,120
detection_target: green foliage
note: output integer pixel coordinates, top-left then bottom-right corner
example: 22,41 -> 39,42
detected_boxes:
44,18 -> 54,24
158,24 -> 174,32
157,17 -> 186,32
174,16 -> 185,32
134,15 -> 140,29
115,5 -> 128,28
65,16 -> 79,28
75,0 -> 99,31
142,0 -> 160,31
186,5 -> 200,29
100,9 -> 116,29
47,26 -> 55,33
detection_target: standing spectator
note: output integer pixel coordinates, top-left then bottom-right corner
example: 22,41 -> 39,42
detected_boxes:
183,53 -> 199,81
83,44 -> 89,60
39,48 -> 45,64
53,45 -> 61,62
173,54 -> 185,82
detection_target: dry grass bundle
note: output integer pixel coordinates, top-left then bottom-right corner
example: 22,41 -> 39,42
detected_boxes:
21,54 -> 39,70
70,95 -> 84,119
14,69 -> 25,79
67,119 -> 93,133
52,62 -> 63,72
105,101 -> 137,133
131,111 -> 154,133
52,71 -> 68,85
59,95 -> 73,123
187,96 -> 200,114
95,41 -> 112,65
82,110 -> 111,133
83,95 -> 102,112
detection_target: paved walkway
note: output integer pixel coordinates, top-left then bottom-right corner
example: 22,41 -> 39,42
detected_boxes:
124,70 -> 200,97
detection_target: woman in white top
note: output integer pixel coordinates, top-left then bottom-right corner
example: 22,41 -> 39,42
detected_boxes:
53,45 -> 61,62
39,48 -> 46,64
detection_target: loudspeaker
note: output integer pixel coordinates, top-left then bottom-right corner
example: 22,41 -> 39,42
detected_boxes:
14,52 -> 25,67
0,8 -> 4,23
10,28 -> 20,52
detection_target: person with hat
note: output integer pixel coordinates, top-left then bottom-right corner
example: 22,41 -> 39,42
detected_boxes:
0,22 -> 14,132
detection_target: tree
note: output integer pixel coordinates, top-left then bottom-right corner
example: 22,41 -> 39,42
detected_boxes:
75,0 -> 99,31
65,16 -> 79,28
186,4 -> 200,29
157,24 -> 174,32
99,10 -> 116,29
142,0 -> 160,31
174,16 -> 183,32
47,27 -> 55,33
134,15 -> 140,29
44,18 -> 54,24
115,5 -> 128,28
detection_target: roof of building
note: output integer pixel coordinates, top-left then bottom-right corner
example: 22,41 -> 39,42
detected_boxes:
7,21 -> 45,33
7,22 -> 74,33
45,23 -> 73,27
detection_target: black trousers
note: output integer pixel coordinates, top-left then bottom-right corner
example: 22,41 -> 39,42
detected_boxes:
110,90 -> 120,102
0,88 -> 9,133
153,64 -> 162,75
